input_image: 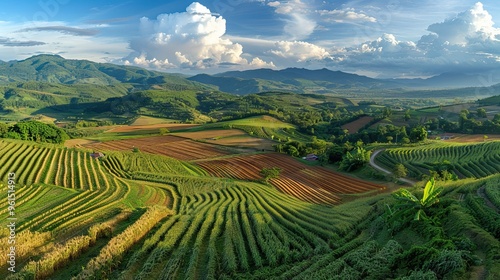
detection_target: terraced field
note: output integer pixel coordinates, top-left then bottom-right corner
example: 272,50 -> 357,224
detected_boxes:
196,153 -> 385,205
80,133 -> 384,206
86,135 -> 232,160
0,136 -> 498,279
376,141 -> 500,179
0,138 -> 380,279
115,180 -> 378,280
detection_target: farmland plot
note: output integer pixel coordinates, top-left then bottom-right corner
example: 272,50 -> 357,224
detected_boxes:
86,135 -> 232,160
376,141 -> 500,179
196,153 -> 385,205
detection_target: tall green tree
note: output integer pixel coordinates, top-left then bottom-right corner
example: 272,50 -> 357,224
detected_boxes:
260,167 -> 282,182
339,147 -> 371,172
409,126 -> 428,143
393,163 -> 408,178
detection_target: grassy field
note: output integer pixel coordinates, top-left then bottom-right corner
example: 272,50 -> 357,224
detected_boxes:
213,115 -> 296,129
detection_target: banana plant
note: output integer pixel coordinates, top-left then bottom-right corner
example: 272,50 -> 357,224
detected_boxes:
390,178 -> 443,221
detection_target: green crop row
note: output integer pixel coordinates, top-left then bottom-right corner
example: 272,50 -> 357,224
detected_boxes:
378,141 -> 500,179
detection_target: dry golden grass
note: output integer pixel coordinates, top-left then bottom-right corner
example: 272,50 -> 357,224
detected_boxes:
64,139 -> 98,148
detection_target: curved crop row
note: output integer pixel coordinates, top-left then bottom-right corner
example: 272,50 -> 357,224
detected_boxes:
378,141 -> 500,179
196,153 -> 384,205
87,135 -> 231,161
117,181 -> 376,279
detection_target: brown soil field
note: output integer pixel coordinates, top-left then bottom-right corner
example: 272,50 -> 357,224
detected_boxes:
173,129 -> 275,150
131,116 -> 177,126
107,123 -> 199,133
196,153 -> 385,205
173,129 -> 246,140
85,135 -> 230,160
437,133 -> 500,143
205,136 -> 275,150
342,116 -> 375,134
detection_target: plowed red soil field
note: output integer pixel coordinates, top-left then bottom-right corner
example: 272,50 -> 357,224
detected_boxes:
107,123 -> 198,133
341,116 -> 375,134
86,135 -> 230,160
196,153 -> 385,205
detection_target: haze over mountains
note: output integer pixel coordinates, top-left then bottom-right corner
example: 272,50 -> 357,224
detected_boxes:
0,55 -> 499,95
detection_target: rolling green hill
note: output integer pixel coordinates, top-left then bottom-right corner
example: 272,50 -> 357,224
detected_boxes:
37,90 -> 352,125
0,54 -> 201,87
0,55 -> 214,120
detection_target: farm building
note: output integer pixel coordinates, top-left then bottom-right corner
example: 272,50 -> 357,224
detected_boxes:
304,154 -> 319,161
90,152 -> 105,159
439,134 -> 454,140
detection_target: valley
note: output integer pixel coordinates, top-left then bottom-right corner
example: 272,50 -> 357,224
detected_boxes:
0,55 -> 499,279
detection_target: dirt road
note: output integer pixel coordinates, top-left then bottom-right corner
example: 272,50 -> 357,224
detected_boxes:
369,149 -> 417,186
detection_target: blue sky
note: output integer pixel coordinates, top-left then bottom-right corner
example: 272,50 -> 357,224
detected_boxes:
1,0 -> 500,78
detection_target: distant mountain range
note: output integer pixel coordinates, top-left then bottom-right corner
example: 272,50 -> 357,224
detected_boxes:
188,68 -> 395,94
189,67 -> 500,94
0,54 -> 201,88
1,55 -> 499,95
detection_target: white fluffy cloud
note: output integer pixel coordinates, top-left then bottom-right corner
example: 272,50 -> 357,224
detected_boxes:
269,40 -> 330,62
426,2 -> 499,46
358,34 -> 417,54
330,2 -> 500,77
318,8 -> 377,24
124,2 -> 272,71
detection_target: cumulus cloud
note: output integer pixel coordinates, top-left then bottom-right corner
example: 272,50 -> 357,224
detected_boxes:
426,2 -> 499,46
269,41 -> 330,62
18,26 -> 99,36
318,8 -> 376,24
267,0 -> 316,40
124,2 -> 272,71
250,57 -> 276,68
358,34 -> 417,54
329,2 -> 500,77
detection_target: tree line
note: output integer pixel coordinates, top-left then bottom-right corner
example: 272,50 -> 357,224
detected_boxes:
0,120 -> 69,144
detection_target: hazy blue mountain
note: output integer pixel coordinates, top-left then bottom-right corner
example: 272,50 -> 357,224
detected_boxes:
389,70 -> 500,89
189,67 -> 500,94
188,68 -> 398,94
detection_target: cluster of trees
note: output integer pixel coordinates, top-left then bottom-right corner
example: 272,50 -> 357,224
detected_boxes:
320,123 -> 428,149
274,137 -> 332,158
274,137 -> 372,172
428,160 -> 459,181
0,120 -> 69,144
260,167 -> 282,183
69,120 -> 114,128
339,147 -> 372,172
424,109 -> 500,134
